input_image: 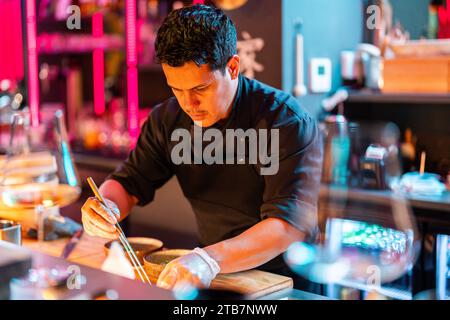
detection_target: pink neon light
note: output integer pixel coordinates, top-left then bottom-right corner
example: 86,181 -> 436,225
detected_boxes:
192,0 -> 205,4
92,13 -> 105,115
26,0 -> 40,127
126,0 -> 139,147
0,0 -> 24,82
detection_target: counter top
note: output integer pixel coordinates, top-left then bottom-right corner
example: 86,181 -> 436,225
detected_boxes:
22,234 -> 295,299
26,247 -> 173,300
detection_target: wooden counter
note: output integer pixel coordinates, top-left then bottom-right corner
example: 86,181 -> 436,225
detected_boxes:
22,234 -> 293,299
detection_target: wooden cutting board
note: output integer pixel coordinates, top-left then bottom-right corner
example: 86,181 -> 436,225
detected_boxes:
142,264 -> 293,299
143,249 -> 293,298
212,270 -> 292,299
22,235 -> 293,299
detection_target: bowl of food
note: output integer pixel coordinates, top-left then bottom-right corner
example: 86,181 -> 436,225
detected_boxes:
104,237 -> 163,264
143,249 -> 191,283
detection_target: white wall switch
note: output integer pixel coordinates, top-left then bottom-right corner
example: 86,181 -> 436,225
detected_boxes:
309,58 -> 332,93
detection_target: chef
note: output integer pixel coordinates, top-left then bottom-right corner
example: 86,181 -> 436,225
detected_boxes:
81,4 -> 322,291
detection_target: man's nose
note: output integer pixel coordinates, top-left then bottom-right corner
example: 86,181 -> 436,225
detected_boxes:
183,91 -> 199,109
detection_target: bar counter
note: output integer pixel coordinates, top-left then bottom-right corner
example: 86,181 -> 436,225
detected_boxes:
20,234 -> 302,300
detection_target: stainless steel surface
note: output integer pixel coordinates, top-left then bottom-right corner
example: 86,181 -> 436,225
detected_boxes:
0,219 -> 21,245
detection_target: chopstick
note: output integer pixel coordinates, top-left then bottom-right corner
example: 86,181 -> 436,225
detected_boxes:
86,177 -> 152,286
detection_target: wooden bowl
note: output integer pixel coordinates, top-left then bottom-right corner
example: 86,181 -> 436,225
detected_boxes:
104,237 -> 163,264
143,249 -> 191,283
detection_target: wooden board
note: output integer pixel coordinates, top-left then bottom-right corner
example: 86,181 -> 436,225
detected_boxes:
22,234 -> 293,298
382,56 -> 450,93
212,270 -> 292,299
143,249 -> 293,298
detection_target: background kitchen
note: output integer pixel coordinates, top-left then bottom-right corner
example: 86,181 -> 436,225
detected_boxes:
0,0 -> 449,300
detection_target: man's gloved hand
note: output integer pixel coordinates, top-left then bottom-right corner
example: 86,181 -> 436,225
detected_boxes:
157,248 -> 220,290
81,197 -> 120,239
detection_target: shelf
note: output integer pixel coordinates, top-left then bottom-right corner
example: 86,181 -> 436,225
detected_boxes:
37,34 -> 124,54
320,184 -> 450,213
347,89 -> 450,104
73,152 -> 125,171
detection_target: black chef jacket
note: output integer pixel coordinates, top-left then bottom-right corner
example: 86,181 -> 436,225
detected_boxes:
107,74 -> 323,274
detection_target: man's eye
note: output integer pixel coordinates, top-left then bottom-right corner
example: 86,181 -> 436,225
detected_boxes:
194,87 -> 207,93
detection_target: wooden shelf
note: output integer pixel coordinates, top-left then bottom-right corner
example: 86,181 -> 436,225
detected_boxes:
347,89 -> 450,104
320,184 -> 450,213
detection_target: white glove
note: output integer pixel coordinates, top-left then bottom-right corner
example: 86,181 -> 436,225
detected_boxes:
81,197 -> 120,239
157,248 -> 220,290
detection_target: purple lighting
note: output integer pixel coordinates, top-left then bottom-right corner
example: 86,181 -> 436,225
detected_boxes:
26,0 -> 40,127
92,12 -> 105,115
126,0 -> 139,148
0,0 -> 24,83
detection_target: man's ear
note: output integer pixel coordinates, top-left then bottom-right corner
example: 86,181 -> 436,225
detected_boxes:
227,55 -> 240,80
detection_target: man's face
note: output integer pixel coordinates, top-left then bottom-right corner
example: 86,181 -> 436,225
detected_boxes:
162,59 -> 239,127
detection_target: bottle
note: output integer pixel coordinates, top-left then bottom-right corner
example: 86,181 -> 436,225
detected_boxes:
321,114 -> 350,186
400,128 -> 416,172
428,0 -> 441,39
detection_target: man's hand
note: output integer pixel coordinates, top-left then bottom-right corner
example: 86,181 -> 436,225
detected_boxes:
157,248 -> 220,290
81,197 -> 120,239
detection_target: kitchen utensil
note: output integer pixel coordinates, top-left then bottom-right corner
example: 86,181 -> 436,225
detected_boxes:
61,229 -> 84,259
104,237 -> 163,264
86,177 -> 151,285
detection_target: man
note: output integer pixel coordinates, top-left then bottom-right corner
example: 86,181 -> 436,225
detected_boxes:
81,4 -> 322,291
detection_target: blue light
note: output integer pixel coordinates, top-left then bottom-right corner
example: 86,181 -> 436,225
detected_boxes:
285,242 -> 316,266
61,142 -> 77,186
173,284 -> 199,300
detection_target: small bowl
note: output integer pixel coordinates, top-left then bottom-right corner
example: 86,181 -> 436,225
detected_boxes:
143,249 -> 191,282
104,237 -> 163,264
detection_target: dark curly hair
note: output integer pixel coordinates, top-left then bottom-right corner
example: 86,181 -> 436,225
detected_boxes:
155,4 -> 237,73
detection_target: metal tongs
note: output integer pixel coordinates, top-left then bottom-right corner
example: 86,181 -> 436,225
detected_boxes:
86,177 -> 152,286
